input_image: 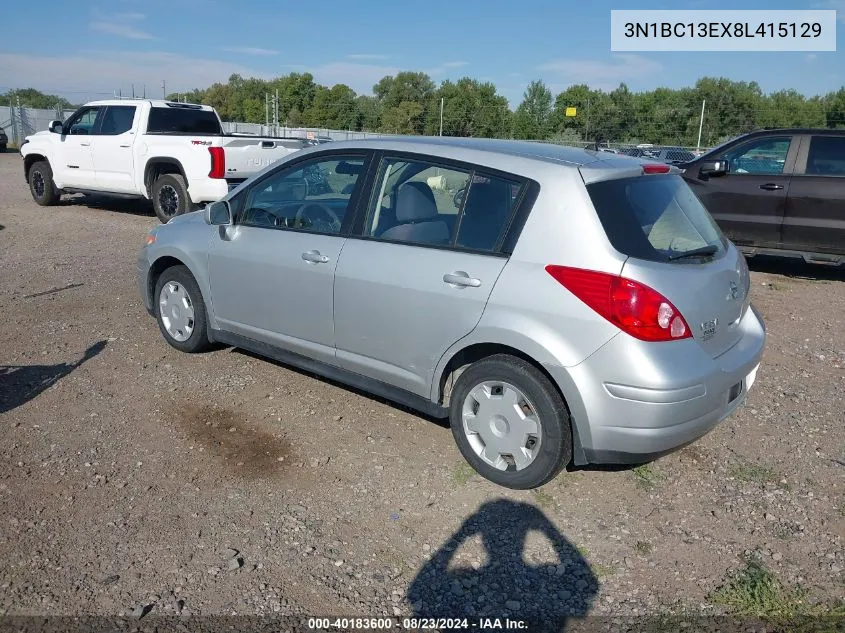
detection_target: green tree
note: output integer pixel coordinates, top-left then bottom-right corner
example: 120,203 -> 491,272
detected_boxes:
512,80 -> 553,140
424,78 -> 510,137
1,88 -> 74,109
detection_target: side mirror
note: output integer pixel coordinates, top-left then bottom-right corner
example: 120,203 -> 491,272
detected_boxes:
204,200 -> 231,226
699,160 -> 728,179
49,120 -> 63,134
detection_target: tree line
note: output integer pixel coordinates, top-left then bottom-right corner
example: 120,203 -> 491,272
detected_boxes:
6,74 -> 845,147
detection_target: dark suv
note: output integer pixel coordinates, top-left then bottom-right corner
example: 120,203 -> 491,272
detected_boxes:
678,128 -> 845,266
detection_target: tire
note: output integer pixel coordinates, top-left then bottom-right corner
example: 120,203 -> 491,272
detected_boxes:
153,265 -> 212,353
28,160 -> 60,206
449,354 -> 573,490
151,173 -> 195,223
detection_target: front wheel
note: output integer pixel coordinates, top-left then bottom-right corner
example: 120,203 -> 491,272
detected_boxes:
152,173 -> 196,223
449,354 -> 573,489
154,265 -> 212,353
28,160 -> 60,206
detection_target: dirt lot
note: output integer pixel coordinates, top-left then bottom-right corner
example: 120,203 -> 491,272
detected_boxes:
0,151 -> 843,630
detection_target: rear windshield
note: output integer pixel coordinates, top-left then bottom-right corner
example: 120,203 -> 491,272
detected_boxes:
146,107 -> 222,135
586,174 -> 725,262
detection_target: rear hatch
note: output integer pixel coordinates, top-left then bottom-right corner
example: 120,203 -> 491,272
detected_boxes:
582,165 -> 751,358
220,137 -> 310,182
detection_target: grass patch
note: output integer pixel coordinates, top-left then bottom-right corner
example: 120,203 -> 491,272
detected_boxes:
709,555 -> 845,631
632,464 -> 663,490
729,461 -> 778,485
576,545 -> 590,558
532,488 -> 554,509
594,563 -> 617,578
453,461 -> 476,486
635,540 -> 653,555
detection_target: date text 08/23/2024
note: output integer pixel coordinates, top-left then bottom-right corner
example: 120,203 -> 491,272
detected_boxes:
308,617 -> 529,630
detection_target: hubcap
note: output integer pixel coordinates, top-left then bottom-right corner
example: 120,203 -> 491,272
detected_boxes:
159,281 -> 195,342
158,184 -> 180,217
462,381 -> 542,472
32,170 -> 45,197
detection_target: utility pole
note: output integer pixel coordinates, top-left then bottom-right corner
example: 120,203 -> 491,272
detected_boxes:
696,99 -> 706,153
275,89 -> 279,136
162,80 -> 166,100
131,84 -> 135,98
265,93 -> 269,133
439,97 -> 444,136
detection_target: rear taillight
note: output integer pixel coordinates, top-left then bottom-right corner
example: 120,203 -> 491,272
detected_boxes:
208,147 -> 225,179
545,265 -> 691,342
642,163 -> 671,174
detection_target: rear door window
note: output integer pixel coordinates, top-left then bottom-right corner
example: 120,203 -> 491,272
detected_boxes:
805,136 -> 845,176
146,107 -> 222,135
587,175 -> 726,262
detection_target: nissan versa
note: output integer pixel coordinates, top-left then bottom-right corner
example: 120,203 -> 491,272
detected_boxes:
137,138 -> 766,489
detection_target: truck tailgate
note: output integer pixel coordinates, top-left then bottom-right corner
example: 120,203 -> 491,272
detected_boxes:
221,137 -> 308,182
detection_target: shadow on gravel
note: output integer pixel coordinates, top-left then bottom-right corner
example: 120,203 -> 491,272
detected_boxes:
746,254 -> 844,282
407,499 -> 597,630
59,193 -> 155,218
0,340 -> 107,414
233,348 -> 451,429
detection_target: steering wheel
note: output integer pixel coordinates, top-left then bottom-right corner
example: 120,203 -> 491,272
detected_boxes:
295,202 -> 341,232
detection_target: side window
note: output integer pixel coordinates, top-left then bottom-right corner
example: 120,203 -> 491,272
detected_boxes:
239,155 -> 365,234
805,136 -> 845,176
455,173 -> 523,251
723,137 -> 791,175
66,107 -> 102,135
99,106 -> 136,136
366,157 -> 471,246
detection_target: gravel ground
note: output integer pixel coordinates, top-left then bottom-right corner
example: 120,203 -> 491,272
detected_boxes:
0,152 -> 843,630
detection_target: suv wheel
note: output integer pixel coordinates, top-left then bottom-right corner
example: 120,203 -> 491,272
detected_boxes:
449,354 -> 573,489
154,265 -> 212,353
28,160 -> 60,206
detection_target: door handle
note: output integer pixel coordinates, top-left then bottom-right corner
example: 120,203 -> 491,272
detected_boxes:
443,271 -> 481,288
759,183 -> 784,191
301,250 -> 329,264
80,142 -> 91,147
119,144 -> 131,148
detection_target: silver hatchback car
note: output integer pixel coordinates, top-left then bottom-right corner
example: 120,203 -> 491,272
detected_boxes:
138,137 -> 766,489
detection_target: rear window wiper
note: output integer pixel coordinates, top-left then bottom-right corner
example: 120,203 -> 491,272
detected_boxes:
667,244 -> 719,260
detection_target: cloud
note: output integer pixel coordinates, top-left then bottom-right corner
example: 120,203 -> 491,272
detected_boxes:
89,10 -> 155,39
813,0 -> 845,23
0,51 -> 270,99
442,61 -> 469,68
538,54 -> 663,91
347,54 -> 390,61
220,47 -> 280,56
805,53 -> 819,62
0,52 -> 402,99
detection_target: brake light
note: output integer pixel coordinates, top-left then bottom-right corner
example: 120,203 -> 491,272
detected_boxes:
545,266 -> 691,342
208,147 -> 225,179
642,163 -> 671,174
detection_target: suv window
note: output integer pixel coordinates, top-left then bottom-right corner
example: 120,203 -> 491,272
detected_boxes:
99,106 -> 136,135
239,155 -> 365,234
455,174 -> 523,251
146,107 -> 223,135
367,158 -> 471,246
587,174 -> 725,263
65,107 -> 102,135
724,137 -> 791,175
805,136 -> 845,176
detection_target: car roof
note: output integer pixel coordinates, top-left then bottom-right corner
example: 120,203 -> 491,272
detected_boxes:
82,99 -> 215,111
313,136 -> 647,169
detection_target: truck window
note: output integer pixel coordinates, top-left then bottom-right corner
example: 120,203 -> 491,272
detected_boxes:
146,107 -> 222,135
100,106 -> 136,135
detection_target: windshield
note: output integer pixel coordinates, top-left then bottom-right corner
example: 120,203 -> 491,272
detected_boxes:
586,175 -> 726,263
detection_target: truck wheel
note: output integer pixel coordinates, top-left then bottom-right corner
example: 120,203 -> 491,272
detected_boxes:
152,173 -> 195,223
449,354 -> 573,490
29,160 -> 60,206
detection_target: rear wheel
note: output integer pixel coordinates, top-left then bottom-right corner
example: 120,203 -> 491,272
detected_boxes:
28,160 -> 60,206
449,354 -> 572,489
154,265 -> 212,353
152,173 -> 195,223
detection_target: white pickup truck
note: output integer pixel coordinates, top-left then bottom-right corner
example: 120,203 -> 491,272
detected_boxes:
20,99 -> 311,222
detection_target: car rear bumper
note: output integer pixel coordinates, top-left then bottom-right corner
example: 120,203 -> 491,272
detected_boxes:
549,304 -> 766,464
